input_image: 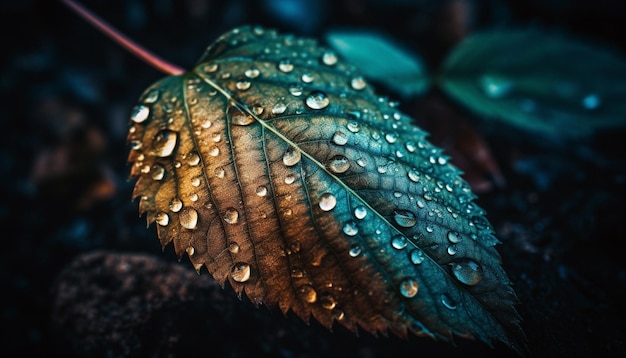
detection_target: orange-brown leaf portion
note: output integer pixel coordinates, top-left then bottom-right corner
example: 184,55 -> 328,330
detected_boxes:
127,26 -> 525,352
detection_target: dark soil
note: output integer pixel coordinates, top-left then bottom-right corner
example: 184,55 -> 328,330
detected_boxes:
1,1 -> 625,357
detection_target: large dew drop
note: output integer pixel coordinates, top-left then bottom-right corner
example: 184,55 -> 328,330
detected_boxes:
231,262 -> 251,282
393,209 -> 417,228
452,259 -> 483,286
319,193 -> 337,211
224,207 -> 239,224
179,207 -> 199,229
283,147 -> 302,166
305,91 -> 330,110
399,278 -> 419,298
153,130 -> 178,157
130,105 -> 150,123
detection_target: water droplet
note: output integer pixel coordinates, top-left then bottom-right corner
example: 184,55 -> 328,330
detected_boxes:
328,155 -> 350,174
289,85 -> 303,96
278,58 -> 294,72
349,244 -> 361,257
319,193 -> 337,211
204,63 -> 218,73
391,235 -> 408,250
212,133 -> 222,143
180,207 -> 198,229
188,152 -> 200,166
399,278 -> 419,298
201,119 -> 212,128
290,267 -> 304,278
244,68 -> 260,79
393,210 -> 417,228
284,174 -> 296,184
283,147 -> 301,166
452,259 -> 483,286
351,76 -> 366,90
409,249 -> 424,264
425,225 -> 434,233
408,169 -> 420,183
332,309 -> 345,321
224,208 -> 239,224
228,242 -> 240,254
582,94 -> 600,110
143,89 -> 159,103
131,105 -> 150,123
256,185 -> 268,197
305,91 -> 330,110
301,73 -> 314,83
236,80 -> 251,90
191,177 -> 201,187
416,200 -> 425,209
320,295 -> 336,310
332,131 -> 348,146
214,167 -> 225,178
405,141 -> 416,152
447,231 -> 461,243
272,102 -> 287,114
228,106 -> 255,126
151,164 -> 165,180
209,146 -> 219,157
438,157 -> 447,165
447,245 -> 457,255
479,75 -> 513,99
186,246 -> 195,256
190,193 -> 198,202
385,133 -> 398,144
356,157 -> 367,167
252,104 -> 264,115
156,212 -> 169,226
321,51 -> 338,66
169,198 -> 182,212
353,206 -> 367,220
153,130 -> 178,157
299,284 -> 317,303
343,222 -> 358,236
231,262 -> 251,282
471,215 -> 490,230
441,293 -> 457,310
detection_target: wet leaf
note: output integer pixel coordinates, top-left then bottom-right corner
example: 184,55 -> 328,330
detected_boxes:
326,29 -> 430,97
439,29 -> 626,140
127,26 -> 525,352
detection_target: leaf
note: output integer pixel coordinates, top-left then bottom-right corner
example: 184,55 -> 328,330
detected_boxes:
439,29 -> 626,140
127,26 -> 525,352
325,29 -> 430,98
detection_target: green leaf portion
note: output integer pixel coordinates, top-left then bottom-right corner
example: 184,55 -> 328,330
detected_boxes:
440,29 -> 626,139
325,29 -> 430,97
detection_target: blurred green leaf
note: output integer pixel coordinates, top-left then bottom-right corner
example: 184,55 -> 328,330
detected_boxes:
439,29 -> 626,140
326,29 -> 429,97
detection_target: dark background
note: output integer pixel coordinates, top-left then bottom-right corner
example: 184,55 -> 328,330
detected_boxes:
1,0 -> 625,357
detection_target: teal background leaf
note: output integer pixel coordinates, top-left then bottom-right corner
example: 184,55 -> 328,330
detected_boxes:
439,29 -> 626,140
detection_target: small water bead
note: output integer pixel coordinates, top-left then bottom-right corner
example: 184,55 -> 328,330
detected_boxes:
346,121 -> 360,133
156,212 -> 169,226
151,164 -> 165,180
305,91 -> 330,110
180,207 -> 199,229
169,198 -> 183,212
223,207 -> 239,224
204,63 -> 218,73
153,130 -> 178,157
278,58 -> 294,72
328,155 -> 350,174
231,262 -> 251,282
214,167 -> 225,178
332,309 -> 345,321
441,293 -> 457,310
409,249 -> 425,264
272,102 -> 287,114
351,76 -> 367,90
201,119 -> 212,129
320,295 -> 336,310
393,209 -> 417,228
228,242 -> 240,254
437,156 -> 447,165
343,222 -> 358,236
399,278 -> 419,298
353,206 -> 367,220
321,51 -> 338,66
301,73 -> 314,83
130,105 -> 150,123
319,193 -> 337,211
290,268 -> 304,278
236,80 -> 251,91
384,133 -> 398,144
471,215 -> 490,230
407,169 -> 420,183
447,245 -> 457,255
299,284 -> 318,303
289,85 -> 303,96
282,147 -> 301,166
332,131 -> 348,146
252,104 -> 264,116
191,177 -> 201,187
423,193 -> 433,201
391,235 -> 408,250
416,200 -> 425,209
244,68 -> 260,79
452,259 -> 483,286
188,152 -> 200,166
228,106 -> 256,126
190,193 -> 199,202
186,246 -> 195,256
143,89 -> 160,103
284,174 -> 296,184
349,244 -> 362,257
377,165 -> 387,174
256,185 -> 268,197
405,141 -> 416,152
209,146 -> 220,157
447,231 -> 461,243
425,225 -> 434,233
356,157 -> 367,167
